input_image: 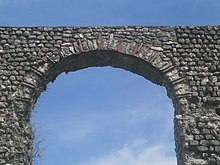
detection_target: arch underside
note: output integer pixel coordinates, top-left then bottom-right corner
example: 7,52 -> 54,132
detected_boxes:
45,50 -> 164,87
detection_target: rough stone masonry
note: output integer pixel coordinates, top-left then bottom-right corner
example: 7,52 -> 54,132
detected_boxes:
0,26 -> 220,165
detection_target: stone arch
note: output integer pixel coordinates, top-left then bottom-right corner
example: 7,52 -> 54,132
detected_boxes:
7,34 -> 191,164
1,26 -> 220,165
9,35 -> 191,115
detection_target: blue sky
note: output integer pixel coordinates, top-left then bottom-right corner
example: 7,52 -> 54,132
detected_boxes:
1,0 -> 220,165
33,68 -> 175,165
0,0 -> 220,26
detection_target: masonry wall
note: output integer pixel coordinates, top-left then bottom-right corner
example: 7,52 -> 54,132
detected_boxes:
0,26 -> 220,165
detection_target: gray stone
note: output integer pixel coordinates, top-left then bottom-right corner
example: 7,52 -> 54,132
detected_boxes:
197,146 -> 209,152
150,46 -> 163,51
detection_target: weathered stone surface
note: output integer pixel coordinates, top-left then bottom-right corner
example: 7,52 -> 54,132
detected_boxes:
0,26 -> 220,165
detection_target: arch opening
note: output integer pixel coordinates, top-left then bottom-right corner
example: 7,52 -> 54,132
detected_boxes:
32,66 -> 177,165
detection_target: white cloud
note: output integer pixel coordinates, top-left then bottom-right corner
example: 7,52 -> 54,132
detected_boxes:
58,125 -> 97,141
40,117 -> 99,143
37,97 -> 174,146
126,99 -> 173,123
81,138 -> 177,165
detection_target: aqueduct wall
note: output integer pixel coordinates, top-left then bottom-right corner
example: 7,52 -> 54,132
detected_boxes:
0,26 -> 220,165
